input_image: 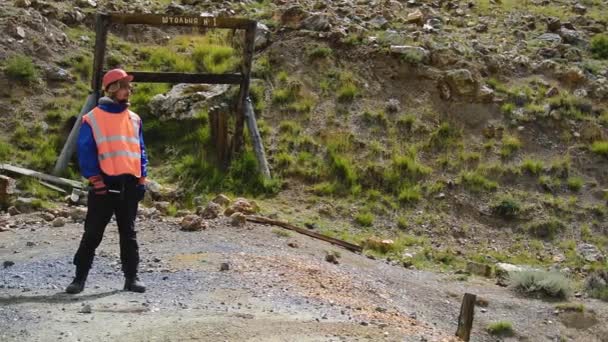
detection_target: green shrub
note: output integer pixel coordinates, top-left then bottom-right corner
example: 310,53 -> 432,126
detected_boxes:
492,195 -> 520,219
398,184 -> 422,203
487,321 -> 514,336
428,122 -> 461,150
590,287 -> 608,301
337,83 -> 358,102
459,171 -> 498,192
355,211 -> 374,227
5,55 -> 38,83
144,47 -> 195,72
527,219 -> 565,240
307,46 -> 333,59
567,177 -> 584,192
396,114 -> 416,131
521,158 -> 543,175
555,303 -> 585,312
510,270 -> 572,299
329,150 -> 357,189
192,44 -> 238,73
591,141 -> 608,156
0,140 -> 12,161
501,135 -> 522,158
590,33 -> 608,59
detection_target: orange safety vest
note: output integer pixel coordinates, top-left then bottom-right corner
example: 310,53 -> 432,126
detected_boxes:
82,107 -> 142,177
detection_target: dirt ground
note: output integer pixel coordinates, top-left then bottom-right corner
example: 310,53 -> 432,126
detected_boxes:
1,210 -> 606,342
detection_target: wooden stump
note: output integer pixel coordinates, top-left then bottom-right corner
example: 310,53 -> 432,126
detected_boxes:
456,293 -> 476,341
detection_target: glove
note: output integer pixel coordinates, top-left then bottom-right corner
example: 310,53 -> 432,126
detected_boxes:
136,177 -> 146,202
89,175 -> 107,195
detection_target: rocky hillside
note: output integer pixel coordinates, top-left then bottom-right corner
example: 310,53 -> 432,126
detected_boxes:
1,0 -> 608,331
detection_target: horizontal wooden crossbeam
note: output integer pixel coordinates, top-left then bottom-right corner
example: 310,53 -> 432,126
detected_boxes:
109,13 -> 256,29
107,71 -> 243,84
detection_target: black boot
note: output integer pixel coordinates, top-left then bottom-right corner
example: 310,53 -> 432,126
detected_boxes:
65,268 -> 88,294
124,276 -> 146,293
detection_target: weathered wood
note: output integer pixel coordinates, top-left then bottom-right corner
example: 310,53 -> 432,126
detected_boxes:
91,13 -> 110,95
232,23 -> 256,155
209,110 -> 229,167
244,98 -> 270,179
1,164 -> 83,189
109,13 -> 255,29
52,93 -> 98,176
246,215 -> 363,253
117,71 -> 243,84
456,293 -> 477,341
38,180 -> 68,194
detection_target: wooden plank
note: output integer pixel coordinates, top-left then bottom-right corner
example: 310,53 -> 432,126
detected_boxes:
109,13 -> 255,29
245,98 -> 270,179
1,164 -> 83,189
232,23 -> 256,155
52,93 -> 98,176
115,71 -> 243,84
456,293 -> 477,341
246,215 -> 363,253
91,13 -> 110,95
38,180 -> 68,194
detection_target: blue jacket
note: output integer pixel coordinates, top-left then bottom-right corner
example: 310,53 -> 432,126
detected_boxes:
77,97 -> 148,183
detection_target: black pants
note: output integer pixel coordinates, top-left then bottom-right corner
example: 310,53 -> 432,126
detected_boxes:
73,178 -> 140,278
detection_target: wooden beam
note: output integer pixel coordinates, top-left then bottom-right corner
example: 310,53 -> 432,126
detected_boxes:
91,13 -> 110,95
53,93 -> 98,176
246,215 -> 363,253
1,164 -> 84,189
245,98 -> 271,179
114,71 -> 243,84
456,293 -> 476,341
232,22 -> 256,155
109,13 -> 255,29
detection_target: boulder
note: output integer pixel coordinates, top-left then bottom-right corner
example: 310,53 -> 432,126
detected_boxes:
438,69 -> 479,100
199,202 -> 222,219
466,261 -> 492,277
0,175 -> 16,209
212,194 -> 231,207
281,5 -> 308,29
52,217 -> 66,228
577,243 -> 605,262
406,9 -> 424,25
69,207 -> 88,222
230,212 -> 246,227
495,263 -> 528,286
224,198 -> 259,216
149,84 -> 229,120
301,14 -> 331,31
180,215 -> 208,231
254,22 -> 271,50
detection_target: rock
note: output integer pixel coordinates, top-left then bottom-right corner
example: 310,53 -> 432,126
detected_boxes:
200,202 -> 222,219
8,206 -> 21,216
385,98 -> 401,113
559,67 -> 586,85
149,84 -> 229,120
14,26 -> 26,40
52,217 -> 66,228
0,175 -> 16,208
572,3 -> 587,15
438,69 -> 479,100
15,0 -> 32,7
212,194 -> 231,207
406,9 -> 424,25
475,23 -> 488,33
224,198 -> 258,216
281,5 -> 308,29
3,260 -> 15,268
559,28 -> 583,45
325,252 -> 340,265
78,304 -> 92,314
44,67 -> 73,82
230,212 -> 246,227
390,45 -> 430,63
41,212 -> 55,222
585,271 -> 607,291
301,14 -> 331,31
154,201 -> 171,214
180,215 -> 208,231
69,207 -> 87,222
537,33 -> 562,44
545,87 -> 560,97
254,22 -> 271,50
287,242 -> 299,248
547,17 -> 561,32
369,16 -> 389,29
220,262 -> 230,271
466,261 -> 492,277
577,243 -> 605,262
364,238 -> 394,254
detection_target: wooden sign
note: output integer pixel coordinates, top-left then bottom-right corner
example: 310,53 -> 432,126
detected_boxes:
109,13 -> 256,30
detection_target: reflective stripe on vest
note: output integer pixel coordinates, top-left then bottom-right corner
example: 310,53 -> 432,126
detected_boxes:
83,107 -> 142,177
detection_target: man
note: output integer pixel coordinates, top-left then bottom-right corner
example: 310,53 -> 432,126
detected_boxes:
66,69 -> 148,294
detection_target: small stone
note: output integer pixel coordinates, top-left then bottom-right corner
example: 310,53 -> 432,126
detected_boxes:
26,241 -> 35,247
230,212 -> 246,227
79,304 -> 92,314
212,194 -> 231,207
41,212 -> 55,222
52,217 -> 67,228
8,206 -> 21,216
220,262 -> 230,271
325,253 -> 340,264
3,261 -> 15,268
15,27 -> 26,40
287,242 -> 299,248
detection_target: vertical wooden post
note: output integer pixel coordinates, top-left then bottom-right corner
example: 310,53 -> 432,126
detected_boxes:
52,14 -> 109,176
232,22 -> 256,156
245,98 -> 270,179
456,293 -> 476,341
91,13 -> 110,98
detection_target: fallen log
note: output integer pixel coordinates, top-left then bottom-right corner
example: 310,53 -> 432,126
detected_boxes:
0,164 -> 83,190
245,215 -> 363,253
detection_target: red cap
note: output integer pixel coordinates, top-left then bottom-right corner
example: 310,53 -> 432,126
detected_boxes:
102,69 -> 134,90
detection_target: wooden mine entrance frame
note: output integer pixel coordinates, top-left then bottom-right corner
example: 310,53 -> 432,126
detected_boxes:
54,13 -> 270,178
